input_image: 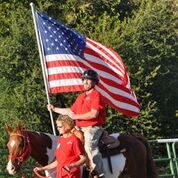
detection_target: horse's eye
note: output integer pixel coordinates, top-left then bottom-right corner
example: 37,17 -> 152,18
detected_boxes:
19,142 -> 24,148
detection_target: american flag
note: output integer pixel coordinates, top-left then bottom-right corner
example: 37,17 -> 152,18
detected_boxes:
35,11 -> 140,117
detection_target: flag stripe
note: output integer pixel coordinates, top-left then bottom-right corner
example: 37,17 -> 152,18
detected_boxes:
50,85 -> 83,93
46,61 -> 87,74
48,72 -> 82,81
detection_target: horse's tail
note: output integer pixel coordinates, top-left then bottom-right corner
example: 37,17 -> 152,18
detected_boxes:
134,134 -> 158,178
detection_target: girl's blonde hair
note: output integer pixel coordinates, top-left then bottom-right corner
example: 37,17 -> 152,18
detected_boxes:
56,115 -> 75,130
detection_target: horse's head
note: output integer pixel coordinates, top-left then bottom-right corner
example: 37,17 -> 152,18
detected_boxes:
6,123 -> 31,176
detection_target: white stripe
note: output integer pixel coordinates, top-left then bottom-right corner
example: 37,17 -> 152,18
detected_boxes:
45,55 -> 139,113
45,54 -> 81,62
85,44 -> 125,76
97,70 -> 122,84
49,79 -> 82,88
96,86 -> 139,113
49,81 -> 139,112
86,38 -> 125,73
47,66 -> 83,75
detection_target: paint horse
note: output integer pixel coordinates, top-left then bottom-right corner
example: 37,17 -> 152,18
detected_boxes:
6,123 -> 158,178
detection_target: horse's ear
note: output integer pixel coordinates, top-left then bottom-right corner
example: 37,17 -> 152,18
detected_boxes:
17,122 -> 24,131
6,125 -> 13,135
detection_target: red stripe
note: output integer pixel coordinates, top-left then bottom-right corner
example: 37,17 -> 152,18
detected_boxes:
46,60 -> 87,68
50,85 -> 84,93
48,72 -> 82,81
87,57 -> 129,86
99,76 -> 128,91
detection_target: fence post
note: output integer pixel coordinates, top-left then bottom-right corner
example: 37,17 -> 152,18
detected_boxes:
166,143 -> 176,178
172,142 -> 178,176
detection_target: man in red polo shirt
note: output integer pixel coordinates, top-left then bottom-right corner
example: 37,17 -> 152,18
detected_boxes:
48,69 -> 106,178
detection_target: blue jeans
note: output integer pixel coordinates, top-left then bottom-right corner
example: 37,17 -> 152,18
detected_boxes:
81,126 -> 104,176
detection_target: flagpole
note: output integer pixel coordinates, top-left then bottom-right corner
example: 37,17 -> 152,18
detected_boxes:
30,2 -> 56,135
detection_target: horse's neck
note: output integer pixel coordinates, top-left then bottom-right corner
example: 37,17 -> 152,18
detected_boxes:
27,131 -> 58,166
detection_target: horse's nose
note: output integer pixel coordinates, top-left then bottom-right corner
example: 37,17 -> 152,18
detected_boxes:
11,165 -> 15,171
6,161 -> 16,175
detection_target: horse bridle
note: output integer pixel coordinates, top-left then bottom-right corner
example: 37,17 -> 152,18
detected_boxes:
8,132 -> 32,165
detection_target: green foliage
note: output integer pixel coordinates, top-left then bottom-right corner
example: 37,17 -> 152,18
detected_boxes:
0,3 -> 50,132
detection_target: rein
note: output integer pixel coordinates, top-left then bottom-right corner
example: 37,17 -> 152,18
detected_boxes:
8,132 -> 32,164
33,169 -> 57,178
33,166 -> 71,178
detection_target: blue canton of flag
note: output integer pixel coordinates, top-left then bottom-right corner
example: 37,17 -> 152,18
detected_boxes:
36,12 -> 85,58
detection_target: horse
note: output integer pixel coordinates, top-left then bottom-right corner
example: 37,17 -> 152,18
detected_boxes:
6,123 -> 158,178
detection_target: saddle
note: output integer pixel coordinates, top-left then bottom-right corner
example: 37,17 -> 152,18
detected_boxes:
99,130 -> 120,152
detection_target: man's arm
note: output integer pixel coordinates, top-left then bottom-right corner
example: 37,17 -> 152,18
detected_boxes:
47,104 -> 72,115
68,109 -> 99,120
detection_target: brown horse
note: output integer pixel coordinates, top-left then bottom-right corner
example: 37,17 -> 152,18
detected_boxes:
6,123 -> 158,178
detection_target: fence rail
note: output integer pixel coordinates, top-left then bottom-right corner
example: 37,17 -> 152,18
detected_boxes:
1,138 -> 178,177
149,138 -> 178,178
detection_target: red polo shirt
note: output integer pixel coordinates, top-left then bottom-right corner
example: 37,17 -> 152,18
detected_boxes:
71,89 -> 106,127
56,134 -> 85,178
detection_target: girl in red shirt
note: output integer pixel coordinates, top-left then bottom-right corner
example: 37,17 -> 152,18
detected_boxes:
34,115 -> 86,178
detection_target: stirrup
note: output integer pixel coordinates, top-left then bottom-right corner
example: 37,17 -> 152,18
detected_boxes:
98,173 -> 105,178
90,169 -> 105,177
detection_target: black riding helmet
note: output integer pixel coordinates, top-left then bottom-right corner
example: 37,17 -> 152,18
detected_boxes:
81,69 -> 99,84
